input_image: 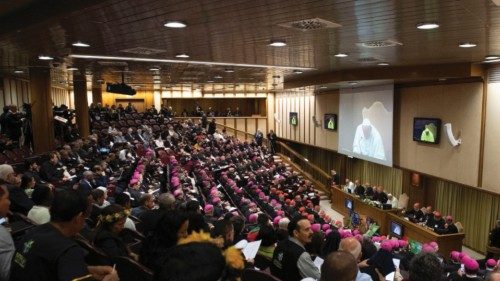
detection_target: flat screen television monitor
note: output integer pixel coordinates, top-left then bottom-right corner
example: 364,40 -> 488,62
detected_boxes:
390,220 -> 403,238
413,118 -> 441,144
324,114 -> 337,131
289,112 -> 298,126
345,198 -> 353,211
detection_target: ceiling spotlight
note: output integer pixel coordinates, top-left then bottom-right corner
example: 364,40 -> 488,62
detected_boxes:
67,67 -> 78,71
38,55 -> 53,60
149,67 -> 160,71
348,81 -> 358,85
293,70 -> 303,74
485,55 -> 500,60
214,75 -> 223,79
14,70 -> 24,74
334,53 -> 348,58
164,21 -> 187,28
320,86 -> 327,89
72,41 -> 90,47
416,22 -> 439,30
377,62 -> 389,66
175,53 -> 190,58
225,69 -> 235,73
206,80 -> 214,83
269,40 -> 287,47
459,42 -> 477,48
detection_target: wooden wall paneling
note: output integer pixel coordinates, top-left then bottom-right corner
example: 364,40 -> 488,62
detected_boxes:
22,81 -> 28,104
398,83 -> 482,187
4,79 -> 12,105
257,118 -> 267,134
482,82 -> 500,194
15,80 -> 22,106
303,94 -> 307,143
236,118 -> 245,132
10,79 -> 18,106
0,79 -> 4,109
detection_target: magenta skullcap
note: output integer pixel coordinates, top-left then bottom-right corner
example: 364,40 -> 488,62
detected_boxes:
390,239 -> 400,248
450,251 -> 460,262
322,224 -> 330,232
212,197 -> 221,204
273,216 -> 282,226
429,241 -> 438,250
325,229 -> 333,235
355,234 -> 363,242
422,244 -> 435,253
129,179 -> 138,185
381,240 -> 393,252
460,253 -> 470,263
307,214 -> 314,222
398,240 -> 408,248
249,202 -> 257,208
173,189 -> 183,197
210,189 -> 218,196
311,223 -> 321,233
276,210 -> 284,216
486,259 -> 497,268
352,229 -> 360,236
248,213 -> 258,223
235,188 -> 243,194
372,236 -> 381,243
204,204 -> 214,213
464,258 -> 479,272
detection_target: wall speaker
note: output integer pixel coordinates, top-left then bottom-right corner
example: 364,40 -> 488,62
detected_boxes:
443,123 -> 462,147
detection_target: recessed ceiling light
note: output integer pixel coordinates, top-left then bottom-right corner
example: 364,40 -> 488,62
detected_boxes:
164,21 -> 187,28
320,86 -> 327,89
149,67 -> 160,71
348,81 -> 358,85
214,75 -> 223,79
459,42 -> 477,48
225,69 -> 234,73
485,55 -> 500,60
72,41 -> 90,47
14,70 -> 23,74
38,55 -> 53,60
206,80 -> 214,83
67,67 -> 78,71
416,23 -> 439,30
269,40 -> 287,47
334,53 -> 348,58
175,53 -> 190,58
377,62 -> 389,66
293,70 -> 303,74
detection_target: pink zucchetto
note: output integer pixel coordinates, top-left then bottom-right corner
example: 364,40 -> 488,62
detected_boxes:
421,244 -> 434,253
398,240 -> 408,248
322,224 -> 330,232
212,197 -> 221,204
248,213 -> 258,224
273,216 -> 282,226
204,204 -> 214,213
311,223 -> 321,233
380,240 -> 393,252
450,251 -> 460,262
486,259 -> 497,268
463,258 -> 479,272
129,179 -> 138,185
325,229 -> 333,235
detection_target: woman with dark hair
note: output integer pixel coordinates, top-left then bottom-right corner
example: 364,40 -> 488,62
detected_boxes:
254,224 -> 277,270
140,210 -> 189,273
321,228 -> 341,258
20,173 -> 36,198
92,204 -> 137,261
212,218 -> 234,249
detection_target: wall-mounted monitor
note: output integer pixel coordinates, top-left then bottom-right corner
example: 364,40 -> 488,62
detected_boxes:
345,198 -> 353,211
390,220 -> 403,238
413,117 -> 441,144
289,112 -> 298,126
324,114 -> 337,131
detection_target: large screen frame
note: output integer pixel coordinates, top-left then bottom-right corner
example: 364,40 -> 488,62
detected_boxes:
413,117 -> 442,144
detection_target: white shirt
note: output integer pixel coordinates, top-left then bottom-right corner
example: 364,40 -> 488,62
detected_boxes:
27,205 -> 51,224
124,217 -> 136,231
352,121 -> 386,160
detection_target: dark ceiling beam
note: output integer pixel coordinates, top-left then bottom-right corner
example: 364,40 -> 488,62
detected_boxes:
0,0 -> 104,35
284,63 -> 485,89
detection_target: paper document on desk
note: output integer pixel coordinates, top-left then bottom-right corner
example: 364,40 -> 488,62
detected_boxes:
242,240 -> 261,260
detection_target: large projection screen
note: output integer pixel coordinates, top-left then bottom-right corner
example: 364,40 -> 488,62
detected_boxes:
338,84 -> 394,166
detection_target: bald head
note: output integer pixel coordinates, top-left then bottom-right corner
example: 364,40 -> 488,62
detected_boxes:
339,237 -> 362,261
486,272 -> 500,281
320,251 -> 358,281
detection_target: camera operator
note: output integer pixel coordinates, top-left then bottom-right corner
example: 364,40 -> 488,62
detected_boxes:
22,103 -> 33,149
53,105 -> 79,144
5,105 -> 23,145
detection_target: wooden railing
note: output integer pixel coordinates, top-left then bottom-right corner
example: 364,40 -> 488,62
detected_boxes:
276,141 -> 332,193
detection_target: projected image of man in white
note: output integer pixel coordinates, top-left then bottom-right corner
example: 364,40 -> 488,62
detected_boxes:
352,118 -> 386,160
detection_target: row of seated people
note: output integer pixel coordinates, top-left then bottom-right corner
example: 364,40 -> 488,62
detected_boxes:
340,178 -> 460,235
1,116 -> 497,281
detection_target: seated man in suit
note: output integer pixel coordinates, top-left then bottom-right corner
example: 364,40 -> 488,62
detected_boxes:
405,203 -> 424,223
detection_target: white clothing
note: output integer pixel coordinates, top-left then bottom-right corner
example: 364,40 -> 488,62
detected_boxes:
27,205 -> 51,225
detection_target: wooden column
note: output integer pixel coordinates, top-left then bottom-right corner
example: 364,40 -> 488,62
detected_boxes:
73,74 -> 90,138
29,66 -> 55,153
92,85 -> 102,105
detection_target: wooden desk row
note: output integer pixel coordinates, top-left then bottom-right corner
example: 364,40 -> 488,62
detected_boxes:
330,187 -> 465,258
